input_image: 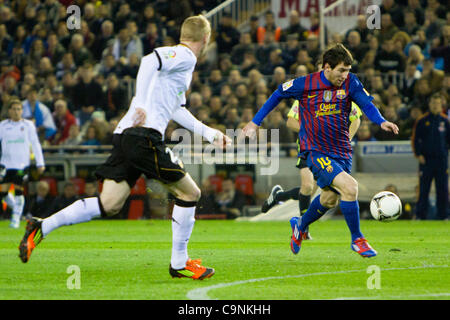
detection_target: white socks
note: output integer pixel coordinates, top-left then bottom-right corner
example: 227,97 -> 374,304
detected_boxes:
171,204 -> 196,269
12,195 -> 24,217
41,197 -> 101,237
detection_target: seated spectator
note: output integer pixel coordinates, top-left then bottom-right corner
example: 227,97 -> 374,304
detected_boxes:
269,66 -> 286,92
120,52 -> 140,79
81,125 -> 102,146
83,180 -> 99,198
257,11 -> 281,44
224,107 -> 240,130
53,98 -> 77,145
265,109 -> 294,143
103,73 -> 128,120
208,69 -> 224,96
216,12 -> 240,54
98,53 -> 122,78
260,48 -> 284,75
289,49 -> 315,74
235,83 -> 253,107
91,20 -> 115,60
231,32 -> 254,65
420,59 -> 444,93
69,33 -> 92,67
73,62 -> 104,126
102,117 -> 119,145
196,178 -> 220,215
411,78 -> 433,113
22,85 -> 57,141
60,124 -> 82,146
55,52 -> 76,80
355,120 -> 377,142
281,10 -> 308,42
374,38 -> 405,74
51,181 -> 79,213
25,180 -> 54,218
112,26 -> 143,64
375,106 -> 399,141
215,178 -> 246,219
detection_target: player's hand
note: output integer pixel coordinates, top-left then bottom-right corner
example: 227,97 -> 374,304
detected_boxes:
239,121 -> 259,141
213,130 -> 232,149
380,121 -> 399,134
132,108 -> 146,127
418,155 -> 426,165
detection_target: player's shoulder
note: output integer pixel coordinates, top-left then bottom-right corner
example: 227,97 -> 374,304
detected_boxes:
23,119 -> 36,128
416,112 -> 430,124
155,45 -> 196,65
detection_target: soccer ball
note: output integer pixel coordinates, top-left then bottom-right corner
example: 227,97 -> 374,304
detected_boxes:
370,191 -> 402,221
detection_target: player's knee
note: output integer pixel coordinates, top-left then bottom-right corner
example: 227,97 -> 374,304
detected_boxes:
177,184 -> 201,202
100,195 -> 123,216
320,192 -> 339,208
300,181 -> 314,195
341,180 -> 358,199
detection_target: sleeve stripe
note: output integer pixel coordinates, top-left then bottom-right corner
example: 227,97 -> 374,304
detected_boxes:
154,50 -> 162,71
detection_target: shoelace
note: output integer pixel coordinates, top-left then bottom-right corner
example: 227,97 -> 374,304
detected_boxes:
355,238 -> 370,251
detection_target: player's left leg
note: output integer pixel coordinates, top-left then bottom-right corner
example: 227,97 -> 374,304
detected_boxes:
9,185 -> 25,229
331,172 -> 377,258
164,173 -> 215,280
434,161 -> 448,220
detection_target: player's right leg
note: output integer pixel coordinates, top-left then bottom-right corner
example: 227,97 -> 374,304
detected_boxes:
18,179 -> 130,263
164,173 -> 215,280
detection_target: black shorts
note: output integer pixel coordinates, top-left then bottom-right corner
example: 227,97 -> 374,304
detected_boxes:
295,138 -> 308,170
1,168 -> 29,185
95,127 -> 186,188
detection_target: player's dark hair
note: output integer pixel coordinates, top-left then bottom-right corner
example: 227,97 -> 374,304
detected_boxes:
322,43 -> 353,69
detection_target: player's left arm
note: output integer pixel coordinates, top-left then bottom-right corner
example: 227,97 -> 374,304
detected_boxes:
348,103 -> 362,140
27,121 -> 45,173
348,74 -> 398,134
172,106 -> 231,147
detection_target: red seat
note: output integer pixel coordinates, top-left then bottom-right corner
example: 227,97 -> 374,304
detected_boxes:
208,175 -> 223,193
70,177 -> 85,195
128,199 -> 144,220
234,174 -> 254,196
130,177 -> 146,195
40,177 -> 58,196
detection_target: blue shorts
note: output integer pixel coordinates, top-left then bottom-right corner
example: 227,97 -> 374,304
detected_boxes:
304,151 -> 352,189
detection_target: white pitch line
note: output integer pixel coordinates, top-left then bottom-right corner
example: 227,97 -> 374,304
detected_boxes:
187,265 -> 449,300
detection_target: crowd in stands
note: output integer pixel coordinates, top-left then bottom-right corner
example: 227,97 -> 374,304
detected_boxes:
0,0 -> 448,150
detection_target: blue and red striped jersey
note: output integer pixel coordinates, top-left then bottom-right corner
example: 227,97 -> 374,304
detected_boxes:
277,71 -> 374,160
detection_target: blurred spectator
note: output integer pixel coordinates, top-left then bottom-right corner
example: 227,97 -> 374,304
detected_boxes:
305,34 -> 320,63
0,6 -> 19,37
407,0 -> 425,25
249,15 -> 259,43
257,11 -> 281,44
281,10 -> 308,41
265,109 -> 294,143
187,91 -> 204,116
346,15 -> 370,43
53,99 -> 77,145
375,13 -> 399,44
120,52 -> 140,79
216,12 -> 240,55
45,32 -> 65,66
141,22 -> 161,55
51,181 -> 79,213
208,69 -> 225,96
80,20 -> 95,52
55,52 -> 76,80
22,85 -> 56,141
421,59 -> 444,93
227,69 -> 243,90
208,96 -> 223,123
0,23 -> 12,53
112,26 -> 143,63
215,178 -> 246,219
375,105 -> 399,141
114,3 -> 138,32
294,65 -> 308,77
224,107 -> 240,130
104,73 -> 128,120
218,53 -> 233,77
1,74 -> 19,96
239,50 -> 259,77
407,44 -> 425,72
82,125 -> 102,146
269,66 -> 286,92
37,57 -> 54,79
430,25 -> 450,74
398,106 -> 423,139
412,93 -> 449,220
355,120 -> 377,142
231,32 -> 254,65
91,20 -> 115,61
260,48 -> 284,75
374,39 -> 405,74
401,9 -> 420,36
72,62 -> 104,126
282,33 -> 301,68
196,178 -> 219,215
379,0 -> 404,28
83,180 -> 99,198
241,107 -> 254,123
235,82 -> 253,107
102,117 -> 120,145
402,61 -> 420,103
98,53 -> 122,77
423,7 -> 444,41
60,124 -> 82,146
289,49 -> 315,74
346,31 -> 369,66
137,4 -> 161,33
25,180 -> 54,218
200,84 -> 212,107
411,78 -> 432,113
309,12 -> 320,37
69,33 -> 92,67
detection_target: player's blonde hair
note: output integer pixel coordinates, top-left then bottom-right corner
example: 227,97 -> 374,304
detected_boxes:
180,15 -> 211,42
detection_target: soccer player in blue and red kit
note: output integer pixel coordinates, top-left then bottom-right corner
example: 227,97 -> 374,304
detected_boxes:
242,44 -> 399,258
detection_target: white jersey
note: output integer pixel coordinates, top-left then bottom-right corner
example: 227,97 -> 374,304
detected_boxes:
0,119 -> 45,170
115,45 -> 197,138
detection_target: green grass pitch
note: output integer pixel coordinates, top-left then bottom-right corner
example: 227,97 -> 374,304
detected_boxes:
0,219 -> 449,300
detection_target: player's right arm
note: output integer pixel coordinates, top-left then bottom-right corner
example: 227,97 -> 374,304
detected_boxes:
242,77 -> 305,138
26,120 -> 45,173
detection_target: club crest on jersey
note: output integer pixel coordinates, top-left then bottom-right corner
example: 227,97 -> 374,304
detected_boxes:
336,90 -> 347,99
163,50 -> 176,59
323,90 -> 332,102
282,80 -> 294,91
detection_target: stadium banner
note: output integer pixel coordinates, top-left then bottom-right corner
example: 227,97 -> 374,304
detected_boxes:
271,0 -> 381,31
359,142 -> 413,155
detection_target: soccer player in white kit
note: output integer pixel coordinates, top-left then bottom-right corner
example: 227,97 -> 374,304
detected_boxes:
19,15 -> 231,280
0,99 -> 45,228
